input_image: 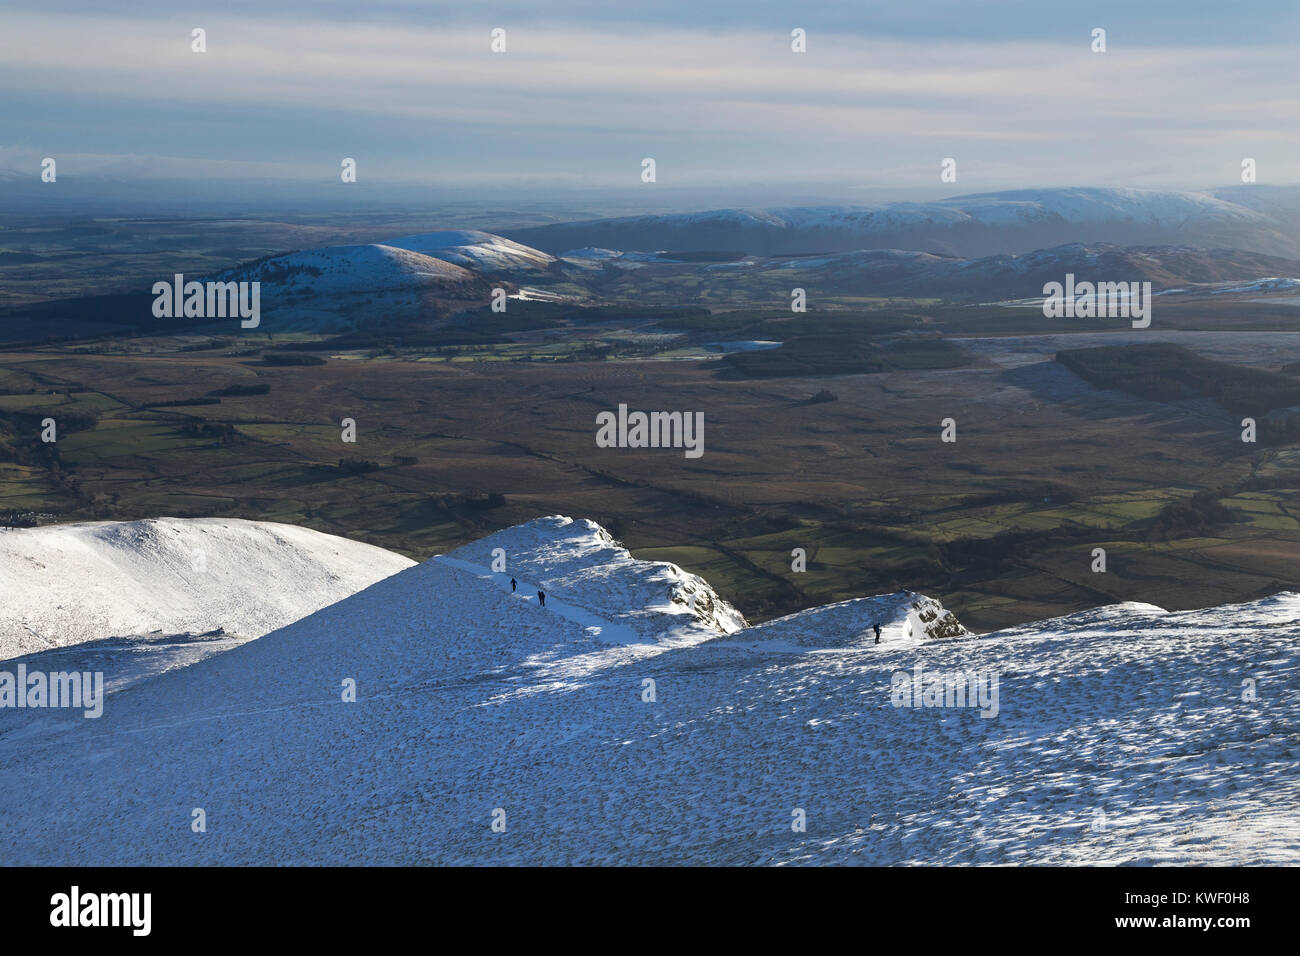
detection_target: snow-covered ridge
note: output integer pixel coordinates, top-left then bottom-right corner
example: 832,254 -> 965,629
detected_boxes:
220,243 -> 483,294
1,516 -> 1295,865
0,517 -> 415,660
507,187 -> 1300,259
384,229 -> 557,273
722,591 -> 967,652
531,188 -> 1273,236
928,187 -> 1269,227
440,515 -> 748,639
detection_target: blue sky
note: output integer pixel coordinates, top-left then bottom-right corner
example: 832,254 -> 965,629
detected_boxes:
2,1 -> 1296,199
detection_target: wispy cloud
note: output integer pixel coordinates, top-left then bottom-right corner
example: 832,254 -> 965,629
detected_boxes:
1,9 -> 1296,192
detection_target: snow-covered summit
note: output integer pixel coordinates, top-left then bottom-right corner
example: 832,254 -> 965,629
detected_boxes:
0,517 -> 415,660
439,515 -> 747,639
926,187 -> 1270,227
383,230 -> 557,273
221,243 -> 484,295
212,243 -> 496,329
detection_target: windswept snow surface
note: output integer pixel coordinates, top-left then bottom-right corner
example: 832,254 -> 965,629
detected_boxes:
0,517 -> 1296,865
0,517 -> 415,660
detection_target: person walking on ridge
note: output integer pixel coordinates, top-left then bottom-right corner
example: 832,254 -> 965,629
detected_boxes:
538,590 -> 546,607
510,578 -> 517,592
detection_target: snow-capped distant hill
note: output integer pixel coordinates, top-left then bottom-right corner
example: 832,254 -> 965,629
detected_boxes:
940,187 -> 1266,226
224,244 -> 481,295
384,230 -> 558,274
507,187 -> 1300,258
216,243 -> 494,329
0,517 -> 414,660
1,514 -> 1294,866
206,233 -> 564,329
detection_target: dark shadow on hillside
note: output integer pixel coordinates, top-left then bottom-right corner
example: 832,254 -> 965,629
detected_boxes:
1000,360 -> 1237,431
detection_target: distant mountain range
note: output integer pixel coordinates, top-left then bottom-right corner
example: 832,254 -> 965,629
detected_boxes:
696,242 -> 1300,301
506,187 -> 1300,259
13,189 -> 1300,337
213,230 -> 1300,329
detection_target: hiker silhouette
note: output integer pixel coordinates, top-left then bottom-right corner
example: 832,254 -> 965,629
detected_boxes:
873,622 -> 881,644
510,578 -> 516,592
537,590 -> 546,607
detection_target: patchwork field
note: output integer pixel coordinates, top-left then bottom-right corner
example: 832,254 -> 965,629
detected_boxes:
4,308 -> 1300,630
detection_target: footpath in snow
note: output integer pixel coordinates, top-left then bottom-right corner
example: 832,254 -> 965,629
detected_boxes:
433,554 -> 640,644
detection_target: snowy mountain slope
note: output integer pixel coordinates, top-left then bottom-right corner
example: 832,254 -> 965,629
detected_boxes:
0,630 -> 253,745
383,230 -> 558,274
215,244 -> 494,329
506,187 -> 1300,258
0,517 -> 1294,866
0,517 -> 415,660
933,187 -> 1267,227
223,244 -> 483,295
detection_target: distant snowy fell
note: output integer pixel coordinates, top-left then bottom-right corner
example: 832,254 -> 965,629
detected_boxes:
505,187 -> 1300,259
